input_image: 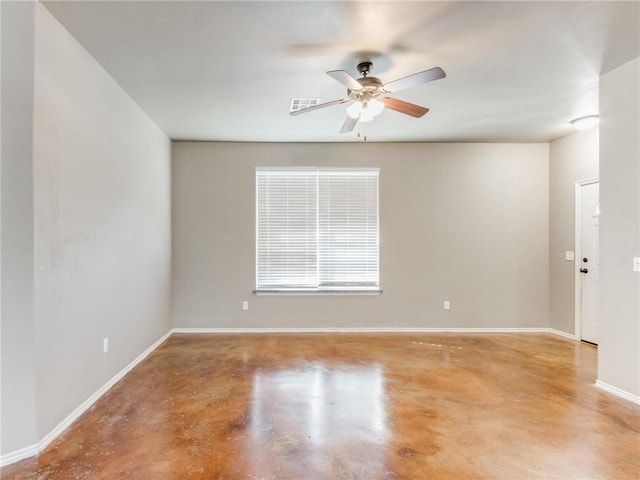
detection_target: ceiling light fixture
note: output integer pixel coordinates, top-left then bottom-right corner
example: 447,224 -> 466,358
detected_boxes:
290,60 -> 445,142
571,115 -> 599,131
346,95 -> 385,123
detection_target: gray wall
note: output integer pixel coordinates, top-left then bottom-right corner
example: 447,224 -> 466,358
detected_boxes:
598,56 -> 640,397
1,0 -> 39,455
31,4 -> 172,439
172,142 -> 549,329
1,3 -> 173,457
549,129 -> 599,334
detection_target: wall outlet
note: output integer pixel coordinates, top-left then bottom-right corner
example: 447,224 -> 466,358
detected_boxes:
444,301 -> 451,310
103,337 -> 109,353
565,251 -> 575,261
633,257 -> 640,273
242,301 -> 249,310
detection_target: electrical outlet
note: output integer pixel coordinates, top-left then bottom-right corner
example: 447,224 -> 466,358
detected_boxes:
633,257 -> 640,272
242,301 -> 249,310
103,337 -> 109,353
565,251 -> 575,261
444,301 -> 451,310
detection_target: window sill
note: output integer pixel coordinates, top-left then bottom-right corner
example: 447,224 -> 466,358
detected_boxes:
254,289 -> 383,296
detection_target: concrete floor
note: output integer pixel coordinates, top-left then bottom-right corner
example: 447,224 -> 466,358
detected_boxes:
2,333 -> 639,479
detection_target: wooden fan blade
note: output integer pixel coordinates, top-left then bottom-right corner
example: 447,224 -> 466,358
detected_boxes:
382,67 -> 446,93
382,97 -> 430,118
340,116 -> 358,133
290,98 -> 350,116
327,70 -> 363,91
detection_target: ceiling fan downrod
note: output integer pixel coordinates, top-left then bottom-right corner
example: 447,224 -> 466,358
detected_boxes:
357,61 -> 373,77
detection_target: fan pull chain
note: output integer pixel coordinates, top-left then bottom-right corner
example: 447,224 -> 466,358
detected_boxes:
356,125 -> 367,141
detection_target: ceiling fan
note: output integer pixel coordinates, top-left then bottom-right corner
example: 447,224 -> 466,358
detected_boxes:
290,61 -> 446,134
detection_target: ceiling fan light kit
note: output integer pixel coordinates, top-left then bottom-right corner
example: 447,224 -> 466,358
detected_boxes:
290,60 -> 446,139
346,96 -> 385,121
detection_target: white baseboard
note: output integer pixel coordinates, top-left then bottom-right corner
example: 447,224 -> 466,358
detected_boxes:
38,329 -> 173,452
548,328 -> 578,340
595,380 -> 640,405
173,327 -> 558,335
0,444 -> 39,468
0,330 -> 172,468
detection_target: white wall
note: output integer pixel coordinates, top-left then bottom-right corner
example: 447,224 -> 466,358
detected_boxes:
172,142 -> 549,330
549,129 -> 599,334
1,0 -> 39,455
598,56 -> 640,398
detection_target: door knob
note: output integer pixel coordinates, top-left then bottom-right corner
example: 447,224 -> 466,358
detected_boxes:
580,268 -> 588,273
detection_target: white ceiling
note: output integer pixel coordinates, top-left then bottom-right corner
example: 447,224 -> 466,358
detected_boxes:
42,1 -> 639,143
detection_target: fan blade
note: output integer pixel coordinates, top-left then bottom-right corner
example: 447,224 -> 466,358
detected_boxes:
327,70 -> 363,91
382,97 -> 430,118
340,116 -> 358,133
382,67 -> 446,93
290,98 -> 350,116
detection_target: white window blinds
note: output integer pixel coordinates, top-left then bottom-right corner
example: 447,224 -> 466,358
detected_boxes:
256,168 -> 379,292
256,169 -> 318,289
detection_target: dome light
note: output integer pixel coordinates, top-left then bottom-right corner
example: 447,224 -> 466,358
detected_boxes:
571,115 -> 599,131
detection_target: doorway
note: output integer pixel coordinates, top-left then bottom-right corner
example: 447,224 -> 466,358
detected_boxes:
575,179 -> 599,345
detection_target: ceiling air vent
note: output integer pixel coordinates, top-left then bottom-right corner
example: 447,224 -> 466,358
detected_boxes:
290,98 -> 320,113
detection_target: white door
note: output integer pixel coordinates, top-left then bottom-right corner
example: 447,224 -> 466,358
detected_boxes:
579,182 -> 599,345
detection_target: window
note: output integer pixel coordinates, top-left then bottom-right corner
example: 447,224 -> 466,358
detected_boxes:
256,168 -> 379,293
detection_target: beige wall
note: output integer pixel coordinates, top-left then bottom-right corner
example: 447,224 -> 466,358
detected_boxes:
2,0 -> 637,465
598,56 -> 640,398
172,142 -> 549,330
549,129 -> 599,334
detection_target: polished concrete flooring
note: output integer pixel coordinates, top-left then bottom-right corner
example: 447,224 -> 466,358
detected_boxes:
3,333 -> 639,479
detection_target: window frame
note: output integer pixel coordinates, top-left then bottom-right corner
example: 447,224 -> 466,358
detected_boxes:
255,167 -> 381,295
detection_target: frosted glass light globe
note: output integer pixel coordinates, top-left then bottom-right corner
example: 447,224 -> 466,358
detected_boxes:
367,98 -> 385,116
346,101 -> 363,119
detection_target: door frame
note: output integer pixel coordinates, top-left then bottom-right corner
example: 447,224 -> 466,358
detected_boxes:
574,178 -> 599,340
